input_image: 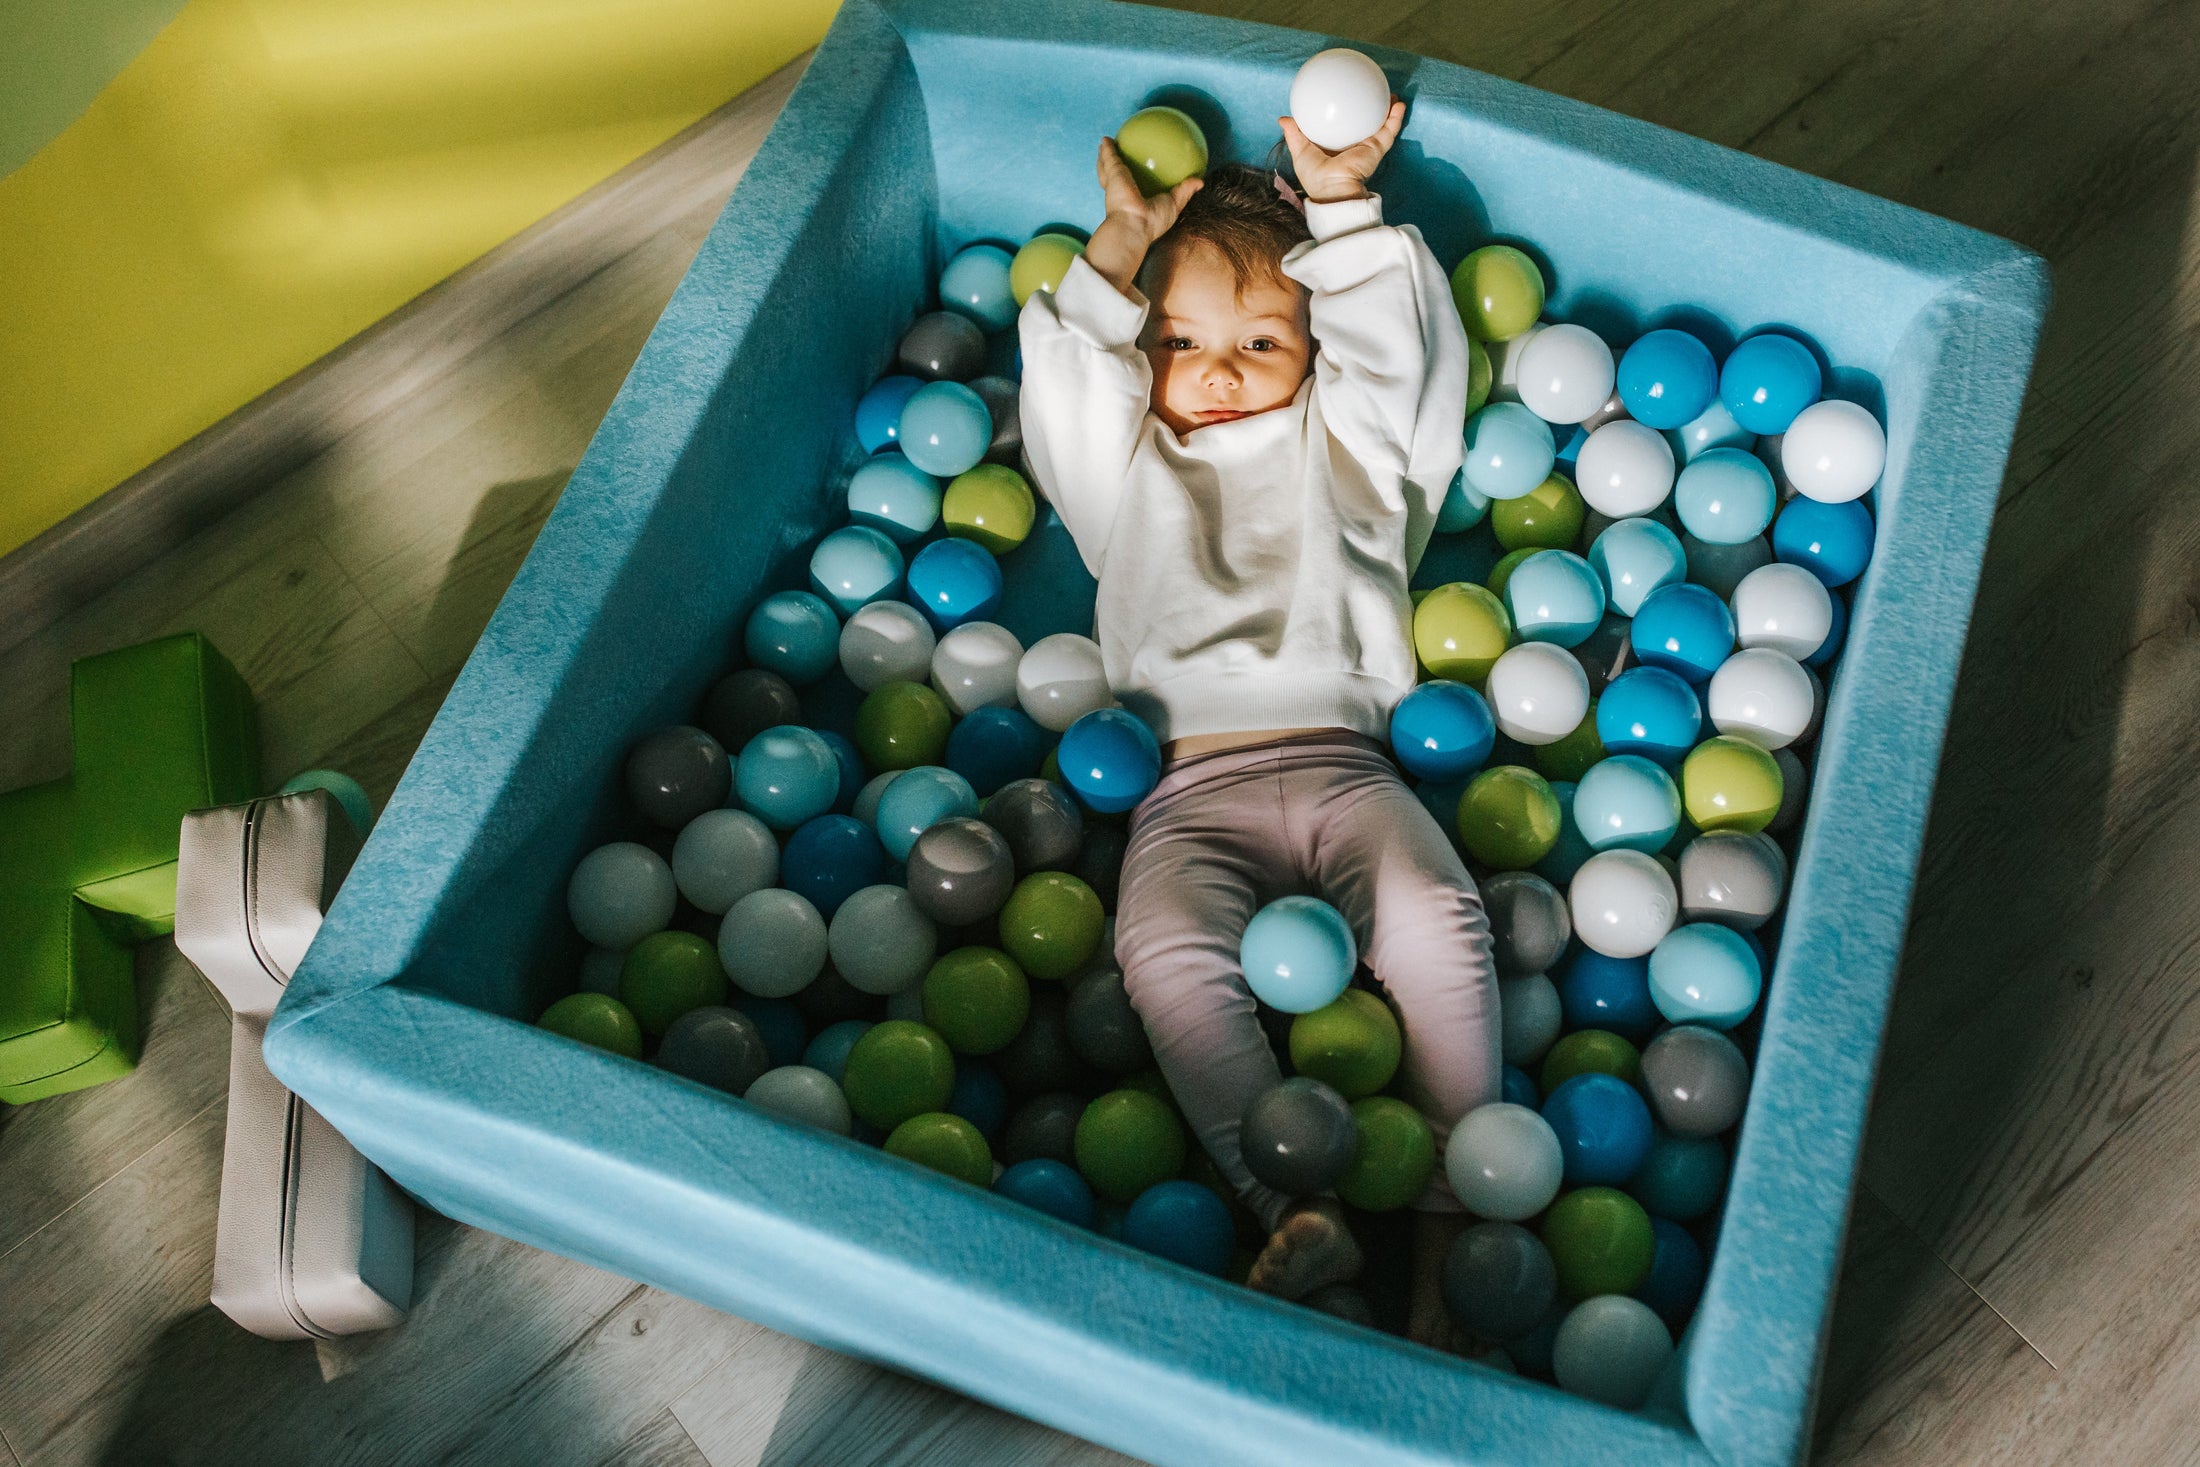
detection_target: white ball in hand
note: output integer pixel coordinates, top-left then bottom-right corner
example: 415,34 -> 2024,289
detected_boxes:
1290,48 -> 1391,151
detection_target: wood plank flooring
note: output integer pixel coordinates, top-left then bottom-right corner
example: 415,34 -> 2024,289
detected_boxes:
2,2 -> 2198,1463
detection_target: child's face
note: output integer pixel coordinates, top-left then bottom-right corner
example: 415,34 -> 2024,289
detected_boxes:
1139,242 -> 1311,437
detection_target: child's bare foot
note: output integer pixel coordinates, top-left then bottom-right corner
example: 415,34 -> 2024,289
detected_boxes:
1247,1197 -> 1363,1301
1407,1210 -> 1472,1354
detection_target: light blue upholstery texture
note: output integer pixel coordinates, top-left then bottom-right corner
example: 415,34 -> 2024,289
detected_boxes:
266,3 -> 2050,1463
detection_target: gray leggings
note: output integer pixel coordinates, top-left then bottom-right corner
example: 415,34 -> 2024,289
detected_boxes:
1113,730 -> 1502,1230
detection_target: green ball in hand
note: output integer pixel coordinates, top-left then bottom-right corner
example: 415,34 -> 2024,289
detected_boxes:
1115,106 -> 1208,195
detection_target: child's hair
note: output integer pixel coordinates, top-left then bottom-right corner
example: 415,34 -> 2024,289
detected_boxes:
1142,160 -> 1314,299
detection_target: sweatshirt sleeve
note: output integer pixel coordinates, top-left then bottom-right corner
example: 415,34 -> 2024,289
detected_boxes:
1280,193 -> 1470,521
1016,254 -> 1155,578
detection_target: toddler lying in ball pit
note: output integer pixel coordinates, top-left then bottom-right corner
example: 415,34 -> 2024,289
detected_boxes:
1019,103 -> 1499,1347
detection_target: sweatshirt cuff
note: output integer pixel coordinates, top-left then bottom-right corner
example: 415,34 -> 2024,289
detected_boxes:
1302,192 -> 1384,243
1051,254 -> 1151,349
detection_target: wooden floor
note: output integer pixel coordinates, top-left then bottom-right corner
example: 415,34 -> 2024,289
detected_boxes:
2,1 -> 2197,1463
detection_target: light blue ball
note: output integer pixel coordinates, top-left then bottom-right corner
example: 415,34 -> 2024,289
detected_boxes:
1057,708 -> 1160,814
855,375 -> 924,453
995,1158 -> 1096,1227
1772,496 -> 1875,588
1535,780 -> 1596,884
846,454 -> 943,544
802,1019 -> 874,1084
1674,447 -> 1777,545
1122,1179 -> 1234,1276
1504,550 -> 1606,647
1437,468 -> 1490,532
940,244 -> 1019,332
1572,754 -> 1682,854
1629,583 -> 1736,684
809,526 -> 906,617
1718,333 -> 1822,435
1595,667 -> 1703,767
1616,329 -> 1717,430
898,381 -> 993,476
1389,680 -> 1496,782
875,765 -> 979,861
735,725 -> 842,831
1648,922 -> 1764,1029
905,537 -> 1004,631
1239,896 -> 1357,1013
1628,1131 -> 1728,1223
1664,396 -> 1754,465
1586,517 -> 1686,618
1462,402 -> 1557,501
277,769 -> 373,834
744,591 -> 841,686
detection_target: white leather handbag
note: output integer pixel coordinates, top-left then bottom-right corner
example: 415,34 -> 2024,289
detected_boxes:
174,788 -> 414,1339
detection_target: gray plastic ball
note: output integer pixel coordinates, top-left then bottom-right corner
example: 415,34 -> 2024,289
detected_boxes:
1640,1024 -> 1751,1137
896,310 -> 986,381
1683,533 -> 1772,601
905,816 -> 1016,925
1569,611 -> 1633,694
1002,1090 -> 1086,1165
653,1006 -> 771,1095
1679,830 -> 1788,930
1304,1283 -> 1377,1327
1766,746 -> 1808,839
1073,819 -> 1128,912
672,808 -> 780,915
1483,871 -> 1571,979
1499,972 -> 1563,1066
626,724 -> 731,829
744,1064 -> 852,1134
969,374 -> 1024,463
568,841 -> 676,950
1065,964 -> 1151,1074
1443,1221 -> 1559,1341
702,668 -> 803,754
828,884 -> 938,995
1240,1077 -> 1359,1197
981,778 -> 1085,873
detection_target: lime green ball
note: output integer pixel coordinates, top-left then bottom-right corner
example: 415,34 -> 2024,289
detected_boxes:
842,1019 -> 958,1130
1492,473 -> 1586,551
1335,1097 -> 1436,1212
885,1112 -> 994,1187
1458,766 -> 1562,870
1541,1186 -> 1656,1298
855,680 -> 952,771
1115,106 -> 1208,194
618,930 -> 726,1037
1533,702 -> 1606,784
1011,232 -> 1086,306
538,992 -> 643,1058
944,465 -> 1036,555
1288,988 -> 1401,1099
1451,244 -> 1547,342
1075,1088 -> 1186,1202
1540,1029 -> 1642,1092
998,872 -> 1104,980
1413,582 -> 1513,683
1682,736 -> 1785,834
1484,547 -> 1539,603
1466,336 -> 1493,416
921,946 -> 1030,1055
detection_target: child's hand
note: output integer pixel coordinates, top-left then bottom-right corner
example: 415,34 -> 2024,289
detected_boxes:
1278,98 -> 1406,204
1085,138 -> 1204,294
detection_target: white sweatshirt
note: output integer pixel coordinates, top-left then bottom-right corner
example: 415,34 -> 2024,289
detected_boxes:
1017,194 -> 1469,743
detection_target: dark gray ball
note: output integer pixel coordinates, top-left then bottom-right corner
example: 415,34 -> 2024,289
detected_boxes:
1303,1283 -> 1377,1327
1683,533 -> 1773,601
981,778 -> 1084,873
1766,746 -> 1808,839
905,817 -> 1016,925
1073,819 -> 1127,912
968,375 -> 1023,463
653,1006 -> 769,1095
1240,1077 -> 1358,1197
701,669 -> 803,754
1442,1221 -> 1558,1341
896,310 -> 986,382
1640,1024 -> 1751,1137
1569,611 -> 1633,694
1001,1090 -> 1086,1165
1483,870 -> 1570,979
1678,830 -> 1787,930
1065,964 -> 1151,1074
625,724 -> 731,829
994,987 -> 1084,1096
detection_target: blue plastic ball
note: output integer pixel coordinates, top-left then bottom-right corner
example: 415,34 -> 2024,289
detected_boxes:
1718,333 -> 1822,435
814,729 -> 865,814
780,814 -> 889,918
996,1158 -> 1097,1228
846,454 -> 943,544
1665,396 -> 1755,465
875,765 -> 979,861
1390,681 -> 1497,782
905,537 -> 1004,631
1540,1072 -> 1654,1186
735,725 -> 841,830
1617,329 -> 1717,430
948,1063 -> 1009,1140
744,591 -> 842,686
1629,583 -> 1736,684
1586,517 -> 1686,618
1536,780 -> 1596,884
1673,447 -> 1777,546
1505,549 -> 1607,647
1121,1180 -> 1235,1276
1501,1064 -> 1540,1109
1437,468 -> 1490,532
1629,1132 -> 1729,1223
898,381 -> 993,476
944,704 -> 1051,796
1595,667 -> 1703,767
1648,923 -> 1764,1029
1805,590 -> 1848,669
732,995 -> 809,1068
810,526 -> 906,617
1772,496 -> 1874,588
1463,402 -> 1557,500
1554,424 -> 1589,470
1057,708 -> 1160,814
1239,896 -> 1357,1013
1633,1217 -> 1709,1333
855,375 -> 924,453
1572,754 -> 1682,854
940,244 -> 1018,332
802,1018 -> 873,1084
1555,949 -> 1660,1042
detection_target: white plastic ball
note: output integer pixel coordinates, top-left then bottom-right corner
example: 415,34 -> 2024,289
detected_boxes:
1016,633 -> 1111,732
930,620 -> 1023,716
851,770 -> 901,827
1569,849 -> 1677,958
1487,325 -> 1544,404
1730,562 -> 1832,659
828,884 -> 939,995
744,1065 -> 852,1134
1485,642 -> 1591,745
1445,1103 -> 1565,1221
1781,399 -> 1886,503
1574,420 -> 1676,517
671,808 -> 780,915
839,600 -> 936,691
716,887 -> 827,998
1517,324 -> 1617,425
1498,972 -> 1563,1065
1289,48 -> 1392,151
1552,1296 -> 1674,1409
1707,648 -> 1815,750
567,841 -> 675,950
